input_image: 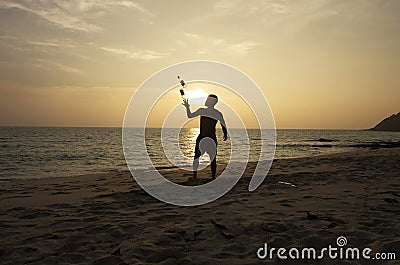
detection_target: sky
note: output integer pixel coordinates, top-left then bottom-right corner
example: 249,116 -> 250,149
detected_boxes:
0,0 -> 399,129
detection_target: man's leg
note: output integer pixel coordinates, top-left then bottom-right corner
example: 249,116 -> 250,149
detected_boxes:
210,138 -> 217,179
211,157 -> 216,179
193,158 -> 199,178
193,138 -> 201,179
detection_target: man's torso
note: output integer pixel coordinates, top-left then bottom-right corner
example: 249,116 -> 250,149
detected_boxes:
199,116 -> 218,138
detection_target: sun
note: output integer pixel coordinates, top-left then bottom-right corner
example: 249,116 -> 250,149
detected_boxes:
185,89 -> 208,101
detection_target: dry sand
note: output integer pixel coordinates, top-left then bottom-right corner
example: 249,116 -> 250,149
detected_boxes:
1,148 -> 400,264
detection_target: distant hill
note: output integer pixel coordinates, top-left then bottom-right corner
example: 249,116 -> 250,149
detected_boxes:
370,112 -> 400,132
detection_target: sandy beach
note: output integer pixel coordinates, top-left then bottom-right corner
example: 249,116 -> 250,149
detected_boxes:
1,147 -> 400,264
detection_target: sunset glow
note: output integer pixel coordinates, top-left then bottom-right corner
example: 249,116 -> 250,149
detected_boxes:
185,89 -> 208,101
0,1 -> 399,128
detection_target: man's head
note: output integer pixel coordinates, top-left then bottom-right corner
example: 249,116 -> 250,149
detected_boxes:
205,94 -> 218,107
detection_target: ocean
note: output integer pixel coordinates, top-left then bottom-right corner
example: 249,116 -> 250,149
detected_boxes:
0,127 -> 399,180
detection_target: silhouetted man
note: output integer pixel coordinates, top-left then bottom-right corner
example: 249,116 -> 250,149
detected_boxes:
183,94 -> 228,179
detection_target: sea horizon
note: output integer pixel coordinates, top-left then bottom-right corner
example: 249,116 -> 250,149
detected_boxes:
0,125 -> 381,130
1,127 -> 399,181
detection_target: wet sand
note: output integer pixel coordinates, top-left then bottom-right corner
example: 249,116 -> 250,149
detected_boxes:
1,148 -> 400,264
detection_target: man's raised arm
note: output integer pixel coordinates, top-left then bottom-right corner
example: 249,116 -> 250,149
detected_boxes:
182,99 -> 203,118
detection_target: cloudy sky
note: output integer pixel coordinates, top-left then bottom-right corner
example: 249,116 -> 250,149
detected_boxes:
0,0 -> 399,128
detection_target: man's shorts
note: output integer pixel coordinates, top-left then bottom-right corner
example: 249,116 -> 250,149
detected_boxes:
194,135 -> 218,160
